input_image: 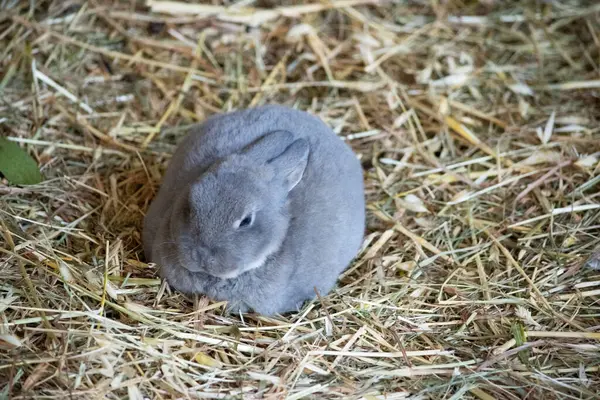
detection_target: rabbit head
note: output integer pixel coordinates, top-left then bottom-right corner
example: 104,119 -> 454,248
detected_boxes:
169,130 -> 309,279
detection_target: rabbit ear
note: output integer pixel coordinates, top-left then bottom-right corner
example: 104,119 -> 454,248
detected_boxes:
242,130 -> 295,163
268,139 -> 309,192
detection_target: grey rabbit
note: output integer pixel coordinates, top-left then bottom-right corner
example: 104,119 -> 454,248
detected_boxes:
143,105 -> 365,315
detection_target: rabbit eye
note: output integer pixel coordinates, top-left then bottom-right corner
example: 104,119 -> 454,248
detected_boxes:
237,213 -> 254,228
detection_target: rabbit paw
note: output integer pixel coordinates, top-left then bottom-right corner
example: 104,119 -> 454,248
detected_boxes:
225,300 -> 251,315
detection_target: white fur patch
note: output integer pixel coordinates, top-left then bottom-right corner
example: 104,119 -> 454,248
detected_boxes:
216,269 -> 244,279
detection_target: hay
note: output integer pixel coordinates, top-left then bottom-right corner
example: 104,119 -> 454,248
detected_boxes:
1,0 -> 600,398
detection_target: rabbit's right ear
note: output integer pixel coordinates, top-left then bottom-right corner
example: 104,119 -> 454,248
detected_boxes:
241,130 -> 294,164
268,139 -> 310,192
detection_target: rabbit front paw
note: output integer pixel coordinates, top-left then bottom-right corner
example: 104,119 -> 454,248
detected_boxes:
225,299 -> 251,314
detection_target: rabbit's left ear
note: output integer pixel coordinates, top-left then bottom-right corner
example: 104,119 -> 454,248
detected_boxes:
268,139 -> 309,192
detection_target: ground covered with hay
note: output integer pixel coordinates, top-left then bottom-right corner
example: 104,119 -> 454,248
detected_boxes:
1,0 -> 600,398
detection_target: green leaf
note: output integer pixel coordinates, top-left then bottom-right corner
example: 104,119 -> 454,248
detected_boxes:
0,137 -> 43,185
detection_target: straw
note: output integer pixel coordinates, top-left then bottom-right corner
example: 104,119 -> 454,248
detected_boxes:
1,0 -> 599,398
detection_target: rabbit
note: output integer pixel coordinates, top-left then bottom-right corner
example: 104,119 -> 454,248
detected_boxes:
143,105 -> 365,315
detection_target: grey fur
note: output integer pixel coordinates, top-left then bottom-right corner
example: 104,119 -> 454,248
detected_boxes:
143,105 -> 365,315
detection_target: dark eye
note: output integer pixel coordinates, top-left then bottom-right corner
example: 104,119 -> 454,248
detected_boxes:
239,214 -> 253,228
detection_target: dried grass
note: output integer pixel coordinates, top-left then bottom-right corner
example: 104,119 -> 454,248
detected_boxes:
1,0 -> 600,399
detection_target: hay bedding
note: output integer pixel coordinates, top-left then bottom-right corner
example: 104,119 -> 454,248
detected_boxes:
0,0 -> 600,398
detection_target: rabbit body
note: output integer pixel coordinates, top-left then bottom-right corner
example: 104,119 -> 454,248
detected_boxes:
143,105 -> 365,315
